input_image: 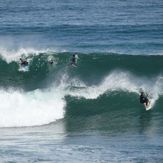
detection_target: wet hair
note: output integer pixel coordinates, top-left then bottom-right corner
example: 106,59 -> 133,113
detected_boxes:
140,92 -> 145,96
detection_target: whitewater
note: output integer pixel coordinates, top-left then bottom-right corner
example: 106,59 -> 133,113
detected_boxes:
0,51 -> 163,127
0,0 -> 163,162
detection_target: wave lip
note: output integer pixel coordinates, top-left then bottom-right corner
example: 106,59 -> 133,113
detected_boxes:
67,71 -> 161,109
0,47 -> 56,63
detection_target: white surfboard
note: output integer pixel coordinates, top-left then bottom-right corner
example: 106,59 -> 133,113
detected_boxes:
18,65 -> 29,72
71,63 -> 77,67
145,99 -> 154,111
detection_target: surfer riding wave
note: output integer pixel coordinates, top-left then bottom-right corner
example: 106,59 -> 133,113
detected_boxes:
139,90 -> 150,108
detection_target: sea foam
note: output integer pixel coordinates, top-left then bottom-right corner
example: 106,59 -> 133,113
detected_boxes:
0,88 -> 65,127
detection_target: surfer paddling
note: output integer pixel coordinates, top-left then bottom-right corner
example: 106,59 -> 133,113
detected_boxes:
139,90 -> 150,108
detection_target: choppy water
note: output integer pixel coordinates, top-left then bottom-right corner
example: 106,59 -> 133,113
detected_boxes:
0,0 -> 163,162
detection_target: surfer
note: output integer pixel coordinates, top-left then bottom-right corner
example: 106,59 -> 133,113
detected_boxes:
70,54 -> 78,67
139,91 -> 149,107
20,58 -> 28,66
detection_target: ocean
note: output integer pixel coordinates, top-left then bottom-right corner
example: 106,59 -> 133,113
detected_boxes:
0,0 -> 163,162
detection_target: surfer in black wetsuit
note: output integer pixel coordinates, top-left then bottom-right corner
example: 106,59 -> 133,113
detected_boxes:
139,91 -> 149,107
20,58 -> 28,66
70,54 -> 78,67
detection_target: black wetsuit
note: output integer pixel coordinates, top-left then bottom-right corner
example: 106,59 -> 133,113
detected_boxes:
71,56 -> 77,66
72,57 -> 75,63
140,94 -> 148,105
20,58 -> 28,66
21,60 -> 28,66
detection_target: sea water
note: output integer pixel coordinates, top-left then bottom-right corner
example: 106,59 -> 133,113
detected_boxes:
0,0 -> 163,162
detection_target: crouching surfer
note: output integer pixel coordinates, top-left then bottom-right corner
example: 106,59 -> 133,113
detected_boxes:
20,58 -> 28,66
139,91 -> 150,108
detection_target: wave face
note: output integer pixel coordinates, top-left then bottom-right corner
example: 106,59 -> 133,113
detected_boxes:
0,51 -> 163,127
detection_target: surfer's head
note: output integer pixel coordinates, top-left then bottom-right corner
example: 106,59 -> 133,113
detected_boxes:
140,91 -> 145,97
139,88 -> 144,93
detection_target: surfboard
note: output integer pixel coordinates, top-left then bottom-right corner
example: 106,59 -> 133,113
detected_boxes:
71,63 -> 77,67
18,65 -> 29,72
145,99 -> 154,111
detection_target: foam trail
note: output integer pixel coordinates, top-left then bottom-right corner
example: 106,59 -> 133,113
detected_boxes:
67,71 -> 139,99
0,88 -> 65,127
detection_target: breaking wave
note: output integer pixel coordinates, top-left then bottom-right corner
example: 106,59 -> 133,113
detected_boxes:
0,50 -> 163,127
